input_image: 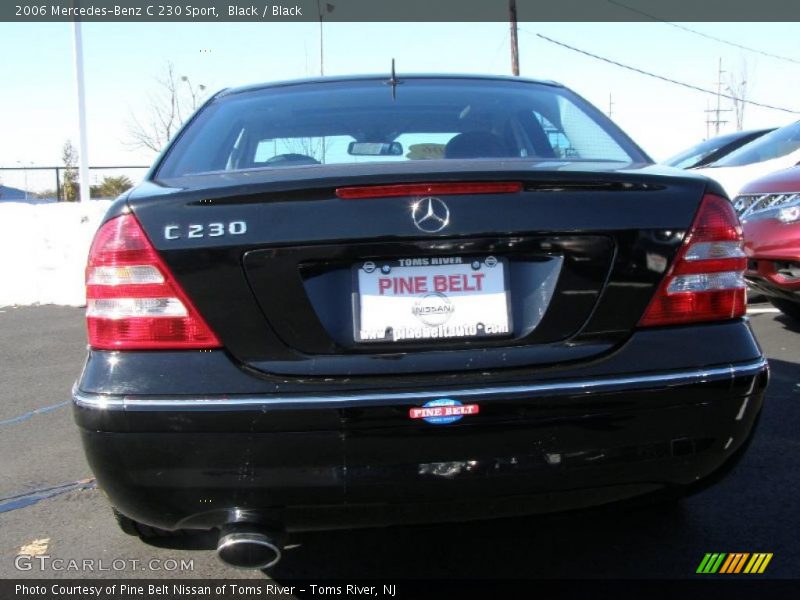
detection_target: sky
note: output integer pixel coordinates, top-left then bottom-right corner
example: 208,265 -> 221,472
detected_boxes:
1,21 -> 799,191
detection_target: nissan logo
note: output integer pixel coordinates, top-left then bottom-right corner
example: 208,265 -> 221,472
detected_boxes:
412,197 -> 450,233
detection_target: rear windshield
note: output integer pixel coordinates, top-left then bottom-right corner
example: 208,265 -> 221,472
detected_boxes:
155,78 -> 644,180
712,121 -> 800,167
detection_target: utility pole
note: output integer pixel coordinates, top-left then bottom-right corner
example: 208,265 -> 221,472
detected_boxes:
72,21 -> 90,204
704,58 -> 731,137
608,93 -> 614,118
509,0 -> 520,76
317,2 -> 335,76
714,57 -> 725,135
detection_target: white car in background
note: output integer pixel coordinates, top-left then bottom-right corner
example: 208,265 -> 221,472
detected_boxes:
695,120 -> 800,199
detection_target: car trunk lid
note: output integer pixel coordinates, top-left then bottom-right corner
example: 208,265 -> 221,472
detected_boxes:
127,162 -> 708,377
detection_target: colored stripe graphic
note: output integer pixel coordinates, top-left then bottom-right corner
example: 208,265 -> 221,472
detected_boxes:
710,553 -> 726,573
696,554 -> 714,574
697,553 -> 727,573
719,554 -> 736,574
744,554 -> 760,574
698,553 -> 773,574
730,553 -> 749,573
758,554 -> 774,573
744,553 -> 774,574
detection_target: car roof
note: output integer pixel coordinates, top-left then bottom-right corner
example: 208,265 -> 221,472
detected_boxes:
217,73 -> 564,98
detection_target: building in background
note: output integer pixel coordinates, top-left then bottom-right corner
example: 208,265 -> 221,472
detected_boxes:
0,184 -> 35,201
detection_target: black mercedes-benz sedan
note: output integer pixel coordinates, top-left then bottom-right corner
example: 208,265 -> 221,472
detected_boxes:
73,74 -> 768,569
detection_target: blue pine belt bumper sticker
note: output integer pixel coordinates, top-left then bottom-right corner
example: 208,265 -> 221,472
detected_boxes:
409,398 -> 480,424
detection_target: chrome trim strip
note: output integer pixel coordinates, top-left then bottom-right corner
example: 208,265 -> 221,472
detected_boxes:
72,357 -> 768,412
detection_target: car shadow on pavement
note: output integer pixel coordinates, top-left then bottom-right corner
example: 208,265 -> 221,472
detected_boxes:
775,314 -> 800,334
268,501 -> 692,579
137,491 -> 696,578
142,530 -> 218,551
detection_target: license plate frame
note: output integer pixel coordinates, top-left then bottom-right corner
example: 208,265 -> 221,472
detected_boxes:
352,256 -> 512,344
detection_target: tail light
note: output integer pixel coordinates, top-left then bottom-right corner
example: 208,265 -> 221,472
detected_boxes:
638,194 -> 746,327
85,213 -> 221,350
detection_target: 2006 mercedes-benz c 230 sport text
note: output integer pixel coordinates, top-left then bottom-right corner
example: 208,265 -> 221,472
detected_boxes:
72,74 -> 768,569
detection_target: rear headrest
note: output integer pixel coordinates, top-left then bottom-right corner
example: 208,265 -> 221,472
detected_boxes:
444,131 -> 511,159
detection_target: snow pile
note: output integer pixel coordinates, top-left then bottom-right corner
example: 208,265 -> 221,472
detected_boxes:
0,200 -> 112,307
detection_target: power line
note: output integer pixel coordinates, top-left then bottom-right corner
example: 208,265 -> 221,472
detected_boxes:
488,29 -> 509,72
607,0 -> 800,65
527,31 -> 800,115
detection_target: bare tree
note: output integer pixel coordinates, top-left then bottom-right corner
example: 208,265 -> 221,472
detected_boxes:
727,59 -> 751,131
128,62 -> 207,153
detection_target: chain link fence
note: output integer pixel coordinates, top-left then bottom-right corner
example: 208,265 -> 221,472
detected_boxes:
0,165 -> 150,202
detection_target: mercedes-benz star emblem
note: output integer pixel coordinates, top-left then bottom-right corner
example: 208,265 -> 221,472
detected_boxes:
411,197 -> 450,233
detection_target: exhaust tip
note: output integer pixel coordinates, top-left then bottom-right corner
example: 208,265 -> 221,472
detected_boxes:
217,531 -> 282,570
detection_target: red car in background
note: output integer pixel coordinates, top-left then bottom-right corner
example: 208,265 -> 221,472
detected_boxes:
735,167 -> 800,320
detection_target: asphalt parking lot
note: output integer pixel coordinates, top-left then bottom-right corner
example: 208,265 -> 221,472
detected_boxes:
1,305 -> 798,580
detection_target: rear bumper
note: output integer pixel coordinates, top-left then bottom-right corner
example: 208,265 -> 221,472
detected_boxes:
73,356 -> 769,532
